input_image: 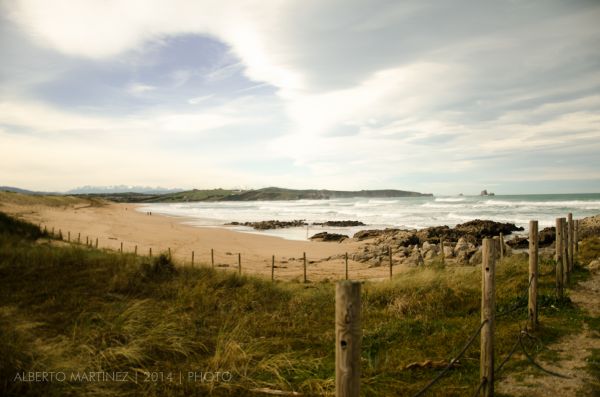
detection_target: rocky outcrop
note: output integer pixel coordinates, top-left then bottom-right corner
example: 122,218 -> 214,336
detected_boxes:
313,220 -> 366,227
353,228 -> 400,241
309,232 -> 348,242
453,219 -> 523,241
227,220 -> 307,230
579,215 -> 600,239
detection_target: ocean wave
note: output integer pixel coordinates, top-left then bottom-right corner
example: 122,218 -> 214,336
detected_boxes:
434,197 -> 466,202
476,200 -> 600,209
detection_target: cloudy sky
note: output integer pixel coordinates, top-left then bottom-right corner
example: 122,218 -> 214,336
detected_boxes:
1,0 -> 599,194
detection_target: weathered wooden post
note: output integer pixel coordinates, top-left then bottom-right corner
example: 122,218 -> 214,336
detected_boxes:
562,217 -> 569,284
388,247 -> 392,280
238,253 -> 241,275
211,249 -> 214,268
77,233 -> 80,244
528,220 -> 538,331
567,213 -> 574,273
303,252 -> 307,283
574,219 -> 579,256
86,236 -> 88,245
555,218 -> 564,299
68,231 -> 71,242
481,238 -> 496,397
493,236 -> 500,260
168,247 -> 171,260
336,281 -> 361,397
120,242 -> 123,253
499,233 -> 505,259
574,219 -> 579,255
191,251 -> 194,267
95,238 -> 98,248
134,245 -> 138,256
271,255 -> 275,281
440,237 -> 445,264
345,252 -> 349,280
149,247 -> 152,258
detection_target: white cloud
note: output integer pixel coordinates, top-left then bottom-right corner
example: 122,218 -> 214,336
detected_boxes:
2,0 -> 600,193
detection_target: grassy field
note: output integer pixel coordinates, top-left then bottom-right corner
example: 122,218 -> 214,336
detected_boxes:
0,211 -> 596,396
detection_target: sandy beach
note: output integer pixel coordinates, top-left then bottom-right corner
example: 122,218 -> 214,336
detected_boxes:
0,198 -> 398,281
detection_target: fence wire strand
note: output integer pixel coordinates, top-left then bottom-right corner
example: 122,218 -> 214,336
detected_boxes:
518,332 -> 571,379
410,319 -> 488,397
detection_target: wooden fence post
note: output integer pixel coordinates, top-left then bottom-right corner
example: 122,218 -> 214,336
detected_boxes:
481,238 -> 496,397
134,245 -> 137,256
562,217 -> 569,284
211,248 -> 214,268
149,247 -> 152,258
574,220 -> 579,255
574,219 -> 579,256
303,252 -> 307,283
120,242 -> 123,253
567,213 -> 574,273
528,220 -> 538,331
168,247 -> 171,260
78,233 -> 80,244
499,232 -> 505,260
68,231 -> 70,242
345,252 -> 349,280
440,237 -> 445,264
86,236 -> 89,245
238,253 -> 241,275
388,247 -> 392,280
272,255 -> 275,281
555,218 -> 564,299
95,238 -> 98,248
336,281 -> 361,397
191,251 -> 194,267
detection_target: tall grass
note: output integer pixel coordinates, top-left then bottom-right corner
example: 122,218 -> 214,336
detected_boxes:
0,212 -> 595,396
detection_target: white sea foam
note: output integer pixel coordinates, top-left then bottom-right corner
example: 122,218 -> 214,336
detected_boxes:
138,194 -> 600,240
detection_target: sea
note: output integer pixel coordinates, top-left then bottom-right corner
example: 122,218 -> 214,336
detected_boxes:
137,193 -> 600,241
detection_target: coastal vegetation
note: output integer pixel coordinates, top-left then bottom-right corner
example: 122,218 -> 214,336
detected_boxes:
0,211 -> 597,396
65,187 -> 432,203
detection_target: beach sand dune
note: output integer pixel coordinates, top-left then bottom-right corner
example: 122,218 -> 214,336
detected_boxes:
1,199 -> 397,281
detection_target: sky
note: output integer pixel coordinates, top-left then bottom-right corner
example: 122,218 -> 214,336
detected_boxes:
1,0 -> 599,195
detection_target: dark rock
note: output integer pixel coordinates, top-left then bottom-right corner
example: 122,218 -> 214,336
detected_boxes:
506,236 -> 529,249
539,227 -> 555,247
313,220 -> 366,227
226,219 -> 307,230
353,229 -> 400,241
454,219 -> 523,240
310,232 -> 349,242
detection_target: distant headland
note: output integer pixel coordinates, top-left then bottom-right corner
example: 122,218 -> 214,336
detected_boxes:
71,186 -> 433,202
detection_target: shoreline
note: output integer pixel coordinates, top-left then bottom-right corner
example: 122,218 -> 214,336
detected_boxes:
2,195 -> 596,281
1,200 -> 394,281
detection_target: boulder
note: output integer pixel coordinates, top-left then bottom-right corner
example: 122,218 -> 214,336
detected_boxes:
309,232 -> 348,242
454,237 -> 470,255
443,245 -> 454,258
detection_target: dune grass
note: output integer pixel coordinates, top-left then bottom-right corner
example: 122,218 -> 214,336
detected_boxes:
0,212 -> 595,396
0,191 -> 98,208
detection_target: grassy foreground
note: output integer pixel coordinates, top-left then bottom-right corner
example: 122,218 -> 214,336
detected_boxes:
0,212 -> 595,396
